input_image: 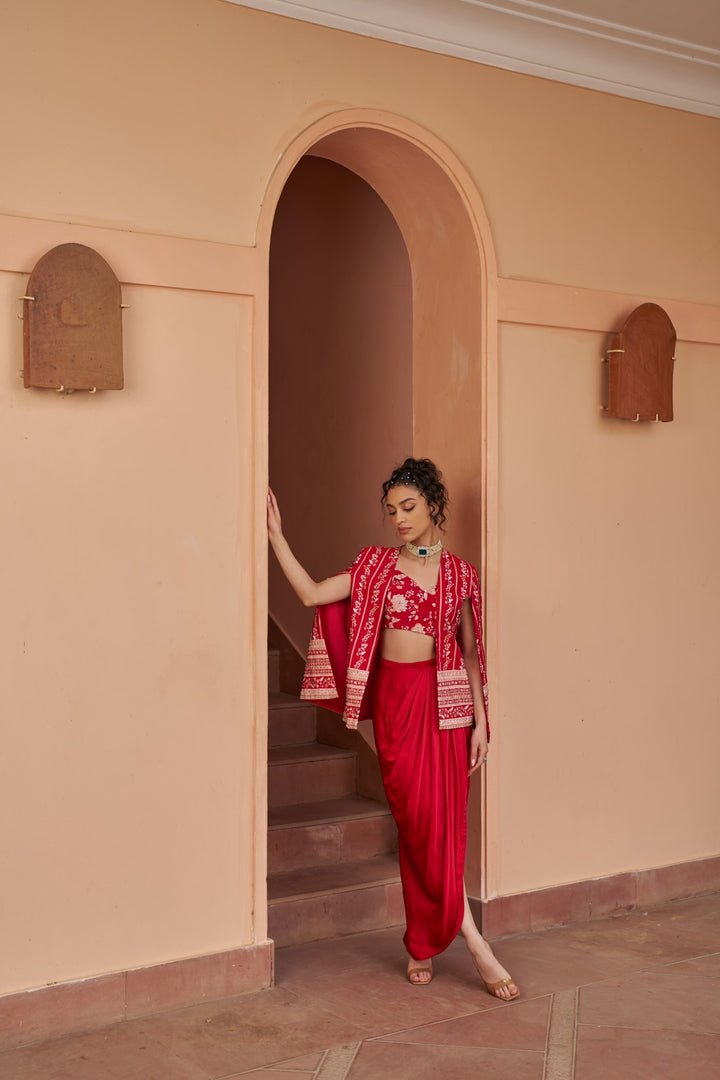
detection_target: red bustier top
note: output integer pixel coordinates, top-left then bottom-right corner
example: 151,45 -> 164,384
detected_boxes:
382,570 -> 437,637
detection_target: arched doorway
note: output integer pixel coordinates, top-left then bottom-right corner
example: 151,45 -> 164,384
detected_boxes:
260,115 -> 497,944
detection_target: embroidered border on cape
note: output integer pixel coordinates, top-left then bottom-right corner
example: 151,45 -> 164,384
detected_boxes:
300,637 -> 338,700
343,667 -> 370,729
439,716 -> 474,730
437,667 -> 474,728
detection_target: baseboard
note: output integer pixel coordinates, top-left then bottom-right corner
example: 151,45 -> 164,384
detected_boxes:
0,940 -> 274,1052
473,854 -> 720,940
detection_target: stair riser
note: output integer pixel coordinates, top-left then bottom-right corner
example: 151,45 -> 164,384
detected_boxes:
268,707 -> 317,748
268,650 -> 280,694
269,881 -> 405,947
268,757 -> 356,808
268,815 -> 398,874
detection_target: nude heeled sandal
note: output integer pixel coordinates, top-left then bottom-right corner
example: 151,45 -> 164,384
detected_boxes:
483,976 -> 520,1000
407,963 -> 433,986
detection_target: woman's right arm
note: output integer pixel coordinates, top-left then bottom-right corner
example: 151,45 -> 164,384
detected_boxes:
267,488 -> 351,607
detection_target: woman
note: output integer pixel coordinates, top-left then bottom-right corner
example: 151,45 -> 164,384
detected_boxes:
267,458 -> 518,1000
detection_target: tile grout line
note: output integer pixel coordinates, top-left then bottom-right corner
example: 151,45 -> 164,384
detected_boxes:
541,953 -> 720,996
571,987 -> 579,1078
369,1041 -> 545,1052
314,1042 -> 362,1080
364,1000 -> 534,1042
543,987 -> 578,1080
576,1021 -> 720,1038
542,989 -> 555,1080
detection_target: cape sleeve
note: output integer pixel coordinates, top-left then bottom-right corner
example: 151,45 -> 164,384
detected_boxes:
298,554 -> 358,714
299,598 -> 350,715
299,547 -> 390,727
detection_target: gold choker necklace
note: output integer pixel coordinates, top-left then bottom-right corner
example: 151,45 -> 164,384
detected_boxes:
405,539 -> 443,560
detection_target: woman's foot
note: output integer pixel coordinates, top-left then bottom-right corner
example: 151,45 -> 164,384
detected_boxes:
407,958 -> 433,986
460,883 -> 519,1000
468,937 -> 519,1000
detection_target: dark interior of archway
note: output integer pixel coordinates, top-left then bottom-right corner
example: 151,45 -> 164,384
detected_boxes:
269,154 -> 413,653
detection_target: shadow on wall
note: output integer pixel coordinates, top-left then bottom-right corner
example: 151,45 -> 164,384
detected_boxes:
269,154 -> 413,655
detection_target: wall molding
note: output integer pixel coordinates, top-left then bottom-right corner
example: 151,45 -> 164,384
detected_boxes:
498,279 -> 720,346
2,213 -> 718,346
0,941 -> 273,1052
225,0 -> 720,118
0,213 -> 260,296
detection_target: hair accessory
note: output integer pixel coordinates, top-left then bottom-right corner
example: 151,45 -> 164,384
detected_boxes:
405,539 -> 443,560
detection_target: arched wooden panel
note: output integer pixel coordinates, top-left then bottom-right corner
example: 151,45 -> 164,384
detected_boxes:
24,243 -> 123,391
606,303 -> 675,422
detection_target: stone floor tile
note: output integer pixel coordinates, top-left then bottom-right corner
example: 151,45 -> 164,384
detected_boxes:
575,1024 -> 720,1080
0,1021 -> 208,1080
490,937 -> 629,997
141,991 -> 367,1076
268,1050 -> 326,1070
663,952 -> 720,978
347,1040 -> 544,1079
276,961 -> 502,1038
4,891 -> 720,1080
377,994 -> 551,1049
275,928 -> 402,983
579,969 -> 720,1035
508,911 -> 704,972
233,1071 -> 315,1079
230,1047 -> 324,1075
619,896 -> 720,955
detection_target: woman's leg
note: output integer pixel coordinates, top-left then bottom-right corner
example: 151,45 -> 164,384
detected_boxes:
459,883 -> 519,1000
372,660 -> 468,967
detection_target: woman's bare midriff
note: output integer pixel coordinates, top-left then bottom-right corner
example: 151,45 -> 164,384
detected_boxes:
380,627 -> 436,662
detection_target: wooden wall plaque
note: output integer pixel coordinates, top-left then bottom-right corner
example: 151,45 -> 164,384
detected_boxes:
606,303 -> 675,422
24,243 -> 123,391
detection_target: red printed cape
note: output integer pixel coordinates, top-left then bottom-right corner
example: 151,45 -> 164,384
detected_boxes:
301,546 -> 489,736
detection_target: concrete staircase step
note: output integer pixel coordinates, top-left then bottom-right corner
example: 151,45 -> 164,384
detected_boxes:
268,692 -> 317,747
268,855 -> 404,946
268,743 -> 356,807
268,795 -> 398,873
266,636 -> 402,946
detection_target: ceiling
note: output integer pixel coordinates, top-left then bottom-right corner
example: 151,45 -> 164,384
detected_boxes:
225,0 -> 720,117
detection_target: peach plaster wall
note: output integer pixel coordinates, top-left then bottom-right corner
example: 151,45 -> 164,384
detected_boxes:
0,0 -> 718,1004
493,323 -> 720,895
0,274 -> 260,996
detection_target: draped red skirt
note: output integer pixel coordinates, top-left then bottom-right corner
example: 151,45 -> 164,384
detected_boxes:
371,657 -> 471,961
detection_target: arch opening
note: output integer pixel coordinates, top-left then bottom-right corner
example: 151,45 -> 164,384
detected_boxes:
263,119 -> 494,923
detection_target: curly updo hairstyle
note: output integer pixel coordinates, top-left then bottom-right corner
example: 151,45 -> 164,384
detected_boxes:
381,458 -> 449,531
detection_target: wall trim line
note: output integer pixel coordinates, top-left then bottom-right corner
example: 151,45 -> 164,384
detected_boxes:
474,854 -> 720,940
1,210 -> 717,349
0,941 -> 274,1053
498,278 -> 720,345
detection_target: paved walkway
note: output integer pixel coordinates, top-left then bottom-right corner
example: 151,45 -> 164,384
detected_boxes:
3,892 -> 719,1079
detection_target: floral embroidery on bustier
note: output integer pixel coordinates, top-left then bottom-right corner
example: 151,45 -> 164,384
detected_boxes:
382,571 -> 437,636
